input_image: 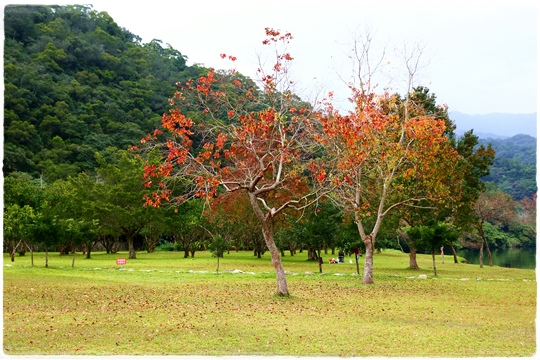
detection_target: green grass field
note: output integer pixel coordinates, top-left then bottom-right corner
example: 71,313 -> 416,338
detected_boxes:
2,250 -> 536,357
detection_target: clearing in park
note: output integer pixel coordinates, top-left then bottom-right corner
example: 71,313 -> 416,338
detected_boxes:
2,250 -> 536,357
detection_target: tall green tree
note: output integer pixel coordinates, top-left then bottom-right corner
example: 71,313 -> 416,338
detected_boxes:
29,210 -> 63,267
3,205 -> 36,262
94,149 -> 153,259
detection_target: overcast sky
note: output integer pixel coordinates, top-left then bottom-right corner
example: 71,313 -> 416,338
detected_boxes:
4,0 -> 538,115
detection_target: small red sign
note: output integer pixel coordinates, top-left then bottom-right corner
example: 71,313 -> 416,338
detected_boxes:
116,258 -> 127,266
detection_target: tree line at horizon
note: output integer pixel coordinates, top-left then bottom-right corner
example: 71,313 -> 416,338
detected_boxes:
3,5 -> 536,295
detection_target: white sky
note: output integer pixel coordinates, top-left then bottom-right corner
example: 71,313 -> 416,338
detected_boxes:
4,0 -> 539,115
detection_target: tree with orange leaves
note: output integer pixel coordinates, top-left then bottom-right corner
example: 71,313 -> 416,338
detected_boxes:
138,28 -> 327,296
316,88 -> 461,284
311,32 -> 466,284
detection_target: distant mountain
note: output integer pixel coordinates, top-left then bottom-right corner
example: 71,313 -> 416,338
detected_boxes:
450,112 -> 537,139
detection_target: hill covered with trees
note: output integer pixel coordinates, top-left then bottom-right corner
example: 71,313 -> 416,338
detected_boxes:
478,134 -> 536,200
4,4 -> 206,181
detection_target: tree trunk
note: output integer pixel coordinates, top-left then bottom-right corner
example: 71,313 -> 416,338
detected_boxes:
477,221 -> 486,268
72,244 -> 76,268
261,219 -> 289,296
409,246 -> 420,269
85,241 -> 92,259
307,247 -> 317,261
479,242 -> 484,268
431,250 -> 437,276
362,235 -> 374,284
440,246 -> 444,264
448,242 -> 458,264
484,237 -> 493,266
10,239 -> 23,262
127,235 -> 136,259
45,248 -> 49,268
247,192 -> 289,296
28,243 -> 34,267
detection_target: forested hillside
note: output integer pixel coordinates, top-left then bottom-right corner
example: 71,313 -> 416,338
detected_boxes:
4,4 -> 205,181
479,135 -> 537,200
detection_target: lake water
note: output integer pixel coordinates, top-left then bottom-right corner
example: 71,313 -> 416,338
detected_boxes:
455,247 -> 536,269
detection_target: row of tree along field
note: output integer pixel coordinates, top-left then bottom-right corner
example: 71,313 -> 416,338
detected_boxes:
3,5 -> 536,296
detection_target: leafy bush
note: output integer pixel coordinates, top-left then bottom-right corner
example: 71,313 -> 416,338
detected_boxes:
155,242 -> 175,251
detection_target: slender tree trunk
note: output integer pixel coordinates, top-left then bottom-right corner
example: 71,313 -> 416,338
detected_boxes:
362,235 -> 374,284
261,219 -> 289,296
479,242 -> 484,268
448,242 -> 458,264
396,236 -> 405,252
432,250 -> 437,276
27,243 -> 34,267
409,246 -> 420,269
10,239 -> 23,262
484,237 -> 493,266
477,221 -> 485,268
45,248 -> 49,268
72,244 -> 76,268
248,192 -> 289,296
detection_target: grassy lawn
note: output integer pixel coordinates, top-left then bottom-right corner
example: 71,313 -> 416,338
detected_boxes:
3,249 -> 536,357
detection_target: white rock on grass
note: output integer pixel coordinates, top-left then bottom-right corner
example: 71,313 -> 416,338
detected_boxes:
418,274 -> 428,279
